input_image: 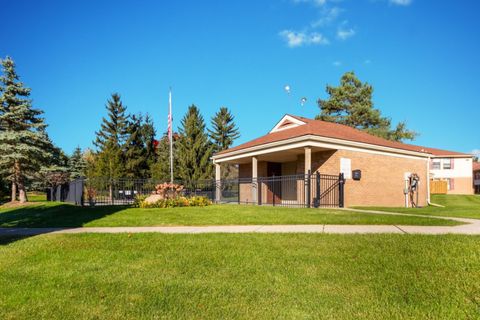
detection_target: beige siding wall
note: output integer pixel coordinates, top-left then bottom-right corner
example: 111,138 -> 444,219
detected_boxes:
447,177 -> 474,195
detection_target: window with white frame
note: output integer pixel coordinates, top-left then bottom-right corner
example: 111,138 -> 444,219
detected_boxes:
442,159 -> 452,170
432,159 -> 441,170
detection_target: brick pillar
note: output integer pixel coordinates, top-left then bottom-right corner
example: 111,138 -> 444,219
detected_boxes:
215,163 -> 221,203
252,156 -> 258,204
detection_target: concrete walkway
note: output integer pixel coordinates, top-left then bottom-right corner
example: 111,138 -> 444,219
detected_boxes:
1,209 -> 480,236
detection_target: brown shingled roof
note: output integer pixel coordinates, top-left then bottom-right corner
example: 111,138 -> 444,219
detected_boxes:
215,114 -> 471,157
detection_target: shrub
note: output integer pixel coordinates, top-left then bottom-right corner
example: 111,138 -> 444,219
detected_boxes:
133,194 -> 148,207
138,196 -> 212,208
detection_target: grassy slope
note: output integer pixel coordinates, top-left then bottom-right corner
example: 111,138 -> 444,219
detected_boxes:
0,202 -> 460,227
1,233 -> 480,319
361,194 -> 480,219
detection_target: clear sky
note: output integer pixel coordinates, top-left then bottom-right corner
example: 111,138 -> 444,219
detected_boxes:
1,0 -> 479,156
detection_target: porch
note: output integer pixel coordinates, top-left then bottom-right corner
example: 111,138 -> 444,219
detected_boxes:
214,146 -> 345,208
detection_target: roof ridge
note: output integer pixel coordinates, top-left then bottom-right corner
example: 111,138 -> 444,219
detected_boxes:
214,114 -> 470,157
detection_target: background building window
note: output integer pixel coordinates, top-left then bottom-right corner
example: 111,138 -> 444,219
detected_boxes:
432,160 -> 441,170
443,159 -> 452,170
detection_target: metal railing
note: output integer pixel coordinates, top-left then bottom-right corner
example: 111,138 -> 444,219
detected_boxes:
48,172 -> 345,208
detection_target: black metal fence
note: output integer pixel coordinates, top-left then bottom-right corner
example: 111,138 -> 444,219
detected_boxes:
48,172 -> 345,208
245,172 -> 344,208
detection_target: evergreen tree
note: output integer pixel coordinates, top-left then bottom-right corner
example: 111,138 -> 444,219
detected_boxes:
34,134 -> 70,190
208,107 -> 240,153
176,105 -> 213,186
150,133 -> 180,182
141,113 -> 157,172
68,146 -> 87,179
316,71 -> 417,141
94,93 -> 128,149
0,56 -> 51,202
92,93 -> 128,179
208,107 -> 240,179
124,114 -> 148,178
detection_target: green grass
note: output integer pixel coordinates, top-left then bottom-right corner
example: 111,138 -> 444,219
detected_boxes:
1,233 -> 480,319
360,194 -> 480,219
26,191 -> 47,202
0,202 -> 461,227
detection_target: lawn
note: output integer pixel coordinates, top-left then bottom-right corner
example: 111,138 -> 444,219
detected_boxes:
1,233 -> 480,319
0,201 -> 461,227
361,194 -> 480,219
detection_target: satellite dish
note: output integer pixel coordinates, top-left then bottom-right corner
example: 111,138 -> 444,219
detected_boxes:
300,97 -> 307,106
284,84 -> 291,94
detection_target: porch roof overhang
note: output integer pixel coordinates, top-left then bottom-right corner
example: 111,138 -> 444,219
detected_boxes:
212,134 -> 430,164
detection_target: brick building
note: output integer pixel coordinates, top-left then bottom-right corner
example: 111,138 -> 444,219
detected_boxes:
212,115 -> 473,207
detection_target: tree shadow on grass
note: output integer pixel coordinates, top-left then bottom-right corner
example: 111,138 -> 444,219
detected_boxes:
0,203 -> 128,245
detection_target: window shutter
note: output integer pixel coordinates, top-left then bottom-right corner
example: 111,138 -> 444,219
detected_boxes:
451,178 -> 455,190
450,159 -> 454,170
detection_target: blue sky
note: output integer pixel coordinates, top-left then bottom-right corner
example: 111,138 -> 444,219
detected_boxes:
1,0 -> 479,156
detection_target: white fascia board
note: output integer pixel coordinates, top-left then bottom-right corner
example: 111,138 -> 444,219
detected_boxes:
213,135 -> 430,163
430,155 -> 473,159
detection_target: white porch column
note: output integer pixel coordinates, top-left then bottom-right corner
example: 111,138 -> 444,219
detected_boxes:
304,147 -> 312,175
252,156 -> 258,204
215,163 -> 221,203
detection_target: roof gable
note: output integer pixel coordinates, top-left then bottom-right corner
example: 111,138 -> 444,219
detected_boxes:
270,115 -> 306,133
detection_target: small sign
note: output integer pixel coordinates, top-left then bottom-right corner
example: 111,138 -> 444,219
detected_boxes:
340,158 -> 352,179
352,170 -> 361,181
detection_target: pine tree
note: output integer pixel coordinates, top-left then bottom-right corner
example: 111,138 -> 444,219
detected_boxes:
0,56 -> 51,202
142,113 -> 157,173
94,93 -> 128,149
92,93 -> 128,179
208,106 -> 240,179
92,93 -> 128,201
150,133 -> 180,182
68,146 -> 87,179
176,105 -> 213,186
316,71 -> 417,141
124,114 -> 148,178
208,107 -> 240,153
34,133 -> 70,190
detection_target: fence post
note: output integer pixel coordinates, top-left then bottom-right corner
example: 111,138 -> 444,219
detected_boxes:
257,177 -> 261,205
339,173 -> 345,208
315,171 -> 320,208
307,170 -> 311,208
272,175 -> 276,207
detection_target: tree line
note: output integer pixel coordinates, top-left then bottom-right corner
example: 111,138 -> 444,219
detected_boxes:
86,93 -> 240,186
0,56 -> 240,203
1,56 -> 425,204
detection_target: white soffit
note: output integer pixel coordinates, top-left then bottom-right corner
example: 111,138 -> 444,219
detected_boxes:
270,115 -> 306,133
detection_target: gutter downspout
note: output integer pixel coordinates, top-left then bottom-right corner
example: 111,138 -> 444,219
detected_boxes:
426,156 -> 431,205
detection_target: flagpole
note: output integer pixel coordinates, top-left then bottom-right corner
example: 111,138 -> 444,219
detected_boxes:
169,88 -> 173,183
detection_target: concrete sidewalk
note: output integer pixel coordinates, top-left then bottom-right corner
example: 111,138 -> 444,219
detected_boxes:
1,209 -> 479,236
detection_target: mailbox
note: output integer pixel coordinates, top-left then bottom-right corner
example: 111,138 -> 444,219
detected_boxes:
352,169 -> 361,181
